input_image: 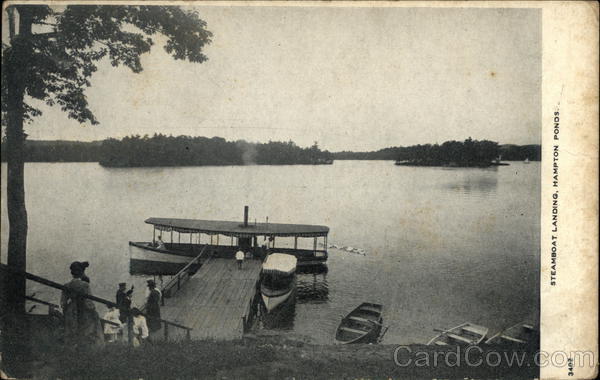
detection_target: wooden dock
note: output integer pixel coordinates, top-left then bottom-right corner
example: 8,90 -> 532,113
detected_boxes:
159,258 -> 262,340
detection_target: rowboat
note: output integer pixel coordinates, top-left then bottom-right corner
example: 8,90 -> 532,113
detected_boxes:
485,322 -> 537,345
335,303 -> 384,344
261,253 -> 298,312
427,323 -> 488,346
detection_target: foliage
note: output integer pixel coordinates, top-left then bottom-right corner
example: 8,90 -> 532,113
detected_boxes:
393,138 -> 500,166
0,135 -> 334,166
498,144 -> 541,161
2,5 -> 212,126
98,135 -> 333,167
1,4 -> 213,337
255,140 -> 333,165
0,140 -> 102,162
99,134 -> 244,166
334,140 -> 541,163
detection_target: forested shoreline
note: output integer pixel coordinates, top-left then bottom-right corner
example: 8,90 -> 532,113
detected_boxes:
0,135 -> 334,166
334,140 -> 541,163
0,135 -> 540,166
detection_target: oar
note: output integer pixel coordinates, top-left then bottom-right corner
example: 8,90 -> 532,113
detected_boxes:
377,325 -> 390,343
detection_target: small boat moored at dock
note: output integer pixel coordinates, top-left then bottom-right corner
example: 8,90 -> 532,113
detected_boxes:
427,323 -> 488,346
260,253 -> 298,312
335,303 -> 384,344
485,322 -> 538,345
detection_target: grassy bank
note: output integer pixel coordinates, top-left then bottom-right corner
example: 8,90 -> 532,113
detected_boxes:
10,335 -> 539,379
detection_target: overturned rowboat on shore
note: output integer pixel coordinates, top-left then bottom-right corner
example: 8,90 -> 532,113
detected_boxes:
427,323 -> 488,346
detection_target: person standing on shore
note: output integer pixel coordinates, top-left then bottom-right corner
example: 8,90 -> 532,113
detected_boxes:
102,306 -> 123,343
116,282 -> 134,323
131,308 -> 149,347
235,247 -> 245,269
146,280 -> 162,333
61,261 -> 104,347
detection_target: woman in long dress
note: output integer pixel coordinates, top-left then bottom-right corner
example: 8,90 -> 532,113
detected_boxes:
145,279 -> 162,333
61,261 -> 104,347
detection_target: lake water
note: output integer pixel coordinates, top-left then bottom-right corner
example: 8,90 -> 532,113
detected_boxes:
1,160 -> 540,344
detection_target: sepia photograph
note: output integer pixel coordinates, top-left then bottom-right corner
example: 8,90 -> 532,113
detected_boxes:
1,1 -> 597,379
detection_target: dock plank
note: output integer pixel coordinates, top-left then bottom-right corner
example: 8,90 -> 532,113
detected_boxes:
159,258 -> 262,341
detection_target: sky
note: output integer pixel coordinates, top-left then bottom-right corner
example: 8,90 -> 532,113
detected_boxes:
6,5 -> 541,151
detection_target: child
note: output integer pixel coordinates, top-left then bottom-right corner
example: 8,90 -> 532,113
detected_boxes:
103,306 -> 123,343
235,248 -> 244,269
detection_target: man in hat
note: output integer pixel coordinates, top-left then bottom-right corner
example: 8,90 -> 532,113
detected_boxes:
116,282 -> 134,323
145,279 -> 162,333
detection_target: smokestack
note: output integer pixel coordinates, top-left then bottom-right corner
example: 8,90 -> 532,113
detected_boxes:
243,206 -> 249,227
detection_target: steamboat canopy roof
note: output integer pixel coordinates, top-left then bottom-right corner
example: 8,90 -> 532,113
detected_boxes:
145,217 -> 329,238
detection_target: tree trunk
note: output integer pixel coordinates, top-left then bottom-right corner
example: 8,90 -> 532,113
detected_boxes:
4,3 -> 33,317
1,7 -> 33,376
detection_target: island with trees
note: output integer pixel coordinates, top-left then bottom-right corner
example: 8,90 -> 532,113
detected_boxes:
334,138 -> 541,166
100,135 -> 334,167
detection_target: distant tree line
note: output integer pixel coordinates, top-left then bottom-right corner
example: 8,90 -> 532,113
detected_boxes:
1,135 -> 334,166
333,140 -> 541,164
0,140 -> 102,162
99,135 -> 243,167
498,144 -> 541,161
394,138 -> 500,167
0,136 -> 539,166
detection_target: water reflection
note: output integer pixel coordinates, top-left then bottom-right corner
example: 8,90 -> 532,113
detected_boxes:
297,271 -> 329,304
442,172 -> 498,195
257,291 -> 297,331
256,266 -> 329,332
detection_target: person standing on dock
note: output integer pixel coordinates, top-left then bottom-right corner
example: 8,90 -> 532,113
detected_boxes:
146,280 -> 162,333
235,247 -> 245,269
116,282 -> 134,323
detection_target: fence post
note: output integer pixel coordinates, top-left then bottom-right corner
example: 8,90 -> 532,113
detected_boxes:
164,322 -> 169,341
186,328 -> 191,340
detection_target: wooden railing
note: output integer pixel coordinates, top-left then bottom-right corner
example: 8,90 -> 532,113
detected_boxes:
1,263 -> 192,343
24,295 -> 121,328
161,245 -> 209,301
